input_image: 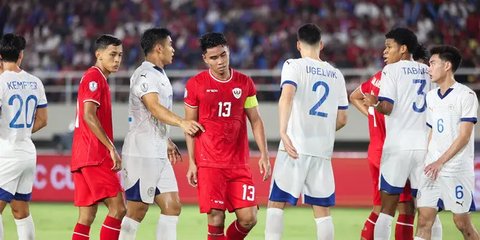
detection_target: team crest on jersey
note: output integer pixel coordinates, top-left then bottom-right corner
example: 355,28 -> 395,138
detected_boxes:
147,187 -> 155,197
89,81 -> 98,92
141,83 -> 148,92
232,88 -> 242,99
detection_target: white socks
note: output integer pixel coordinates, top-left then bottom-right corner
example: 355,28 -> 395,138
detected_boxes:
315,216 -> 333,240
374,213 -> 394,240
265,208 -> 284,240
156,214 -> 178,240
431,215 -> 442,240
119,217 -> 140,240
14,215 -> 35,240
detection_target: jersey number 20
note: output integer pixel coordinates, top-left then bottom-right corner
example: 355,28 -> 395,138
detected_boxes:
309,81 -> 329,117
8,94 -> 38,129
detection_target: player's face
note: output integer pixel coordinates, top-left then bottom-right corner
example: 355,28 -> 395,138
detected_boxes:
428,54 -> 447,83
160,36 -> 175,66
203,45 -> 230,77
383,39 -> 405,64
96,44 -> 123,73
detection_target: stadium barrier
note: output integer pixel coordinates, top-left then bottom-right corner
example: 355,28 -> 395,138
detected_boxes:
32,155 -> 480,209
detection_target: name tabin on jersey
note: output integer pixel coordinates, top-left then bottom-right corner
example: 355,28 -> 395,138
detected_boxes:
401,66 -> 427,75
7,81 -> 38,90
306,66 -> 337,78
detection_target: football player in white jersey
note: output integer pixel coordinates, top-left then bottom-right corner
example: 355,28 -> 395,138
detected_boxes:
119,28 -> 203,240
363,28 -> 433,240
265,23 -> 348,240
0,33 -> 48,240
415,45 -> 480,240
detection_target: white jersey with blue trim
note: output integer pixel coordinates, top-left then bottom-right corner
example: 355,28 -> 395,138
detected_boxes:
279,57 -> 348,158
425,82 -> 478,176
378,60 -> 432,152
122,61 -> 173,159
0,70 -> 47,158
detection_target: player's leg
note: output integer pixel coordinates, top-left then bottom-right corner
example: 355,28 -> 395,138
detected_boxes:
74,205 -> 98,240
452,213 -> 480,239
361,159 -> 381,240
208,209 -> 227,240
154,159 -> 181,240
303,156 -> 334,240
415,165 -> 442,240
103,193 -> 126,240
266,151 -> 306,240
447,174 -> 479,239
0,200 -> 7,240
414,207 -> 437,240
396,182 -> 415,240
119,201 -> 148,240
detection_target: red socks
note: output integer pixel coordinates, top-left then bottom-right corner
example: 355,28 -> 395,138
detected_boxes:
100,216 -> 122,240
360,211 -> 379,240
395,214 -> 415,240
208,225 -> 226,240
226,220 -> 251,240
72,223 -> 90,240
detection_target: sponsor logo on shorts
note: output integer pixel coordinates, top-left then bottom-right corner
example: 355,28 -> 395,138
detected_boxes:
456,201 -> 464,207
212,200 -> 224,205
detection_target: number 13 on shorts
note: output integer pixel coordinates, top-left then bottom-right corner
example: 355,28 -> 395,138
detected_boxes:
242,184 -> 255,201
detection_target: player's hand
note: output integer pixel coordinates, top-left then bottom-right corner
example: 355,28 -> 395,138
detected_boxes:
424,160 -> 443,180
186,163 -> 198,187
280,133 -> 298,159
258,155 -> 271,181
167,138 -> 182,164
180,119 -> 205,136
363,93 -> 378,107
110,148 -> 122,172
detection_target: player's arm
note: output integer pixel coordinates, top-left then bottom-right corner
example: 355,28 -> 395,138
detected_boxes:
245,105 -> 271,181
184,105 -> 198,187
349,86 -> 368,117
364,94 -> 393,115
278,84 -> 298,159
142,93 -> 203,136
336,109 -> 347,131
32,107 -> 47,133
425,122 -> 474,179
83,101 -> 121,171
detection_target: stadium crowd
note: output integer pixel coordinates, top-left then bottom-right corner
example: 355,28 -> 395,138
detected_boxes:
1,0 -> 479,90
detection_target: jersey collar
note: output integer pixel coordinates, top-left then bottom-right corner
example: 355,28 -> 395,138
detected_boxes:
142,61 -> 165,75
437,82 -> 457,99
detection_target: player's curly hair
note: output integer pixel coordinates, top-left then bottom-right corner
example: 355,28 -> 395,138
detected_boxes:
200,32 -> 227,54
430,45 -> 462,72
385,28 -> 419,54
0,33 -> 26,62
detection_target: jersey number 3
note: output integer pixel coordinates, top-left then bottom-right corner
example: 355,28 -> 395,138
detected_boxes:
309,81 -> 329,117
8,94 -> 38,129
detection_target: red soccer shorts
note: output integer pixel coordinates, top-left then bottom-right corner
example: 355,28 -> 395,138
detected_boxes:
197,166 -> 257,213
369,152 -> 412,205
72,160 -> 123,206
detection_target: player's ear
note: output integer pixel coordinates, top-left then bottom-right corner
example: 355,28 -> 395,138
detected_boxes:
444,60 -> 452,72
296,41 -> 301,52
319,41 -> 324,51
202,53 -> 208,64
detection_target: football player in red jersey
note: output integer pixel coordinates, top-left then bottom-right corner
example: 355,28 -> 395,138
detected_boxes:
184,32 -> 271,240
71,35 -> 125,240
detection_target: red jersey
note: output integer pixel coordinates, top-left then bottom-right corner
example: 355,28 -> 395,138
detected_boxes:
184,69 -> 256,168
360,71 -> 385,167
71,66 -> 113,171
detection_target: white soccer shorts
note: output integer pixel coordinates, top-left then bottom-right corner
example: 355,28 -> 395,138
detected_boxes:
0,157 -> 36,202
268,151 -> 335,207
122,156 -> 178,204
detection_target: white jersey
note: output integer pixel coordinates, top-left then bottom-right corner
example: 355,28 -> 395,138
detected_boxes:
0,70 -> 47,158
122,61 -> 173,158
425,82 -> 478,176
278,57 -> 348,158
378,60 -> 432,152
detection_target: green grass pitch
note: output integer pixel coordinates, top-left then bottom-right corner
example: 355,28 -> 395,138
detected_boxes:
1,203 -> 479,239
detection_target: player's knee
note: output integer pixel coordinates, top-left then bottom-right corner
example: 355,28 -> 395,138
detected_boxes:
416,214 -> 434,231
78,213 -> 97,226
237,213 -> 257,230
11,207 -> 30,219
109,203 -> 127,219
453,215 -> 469,233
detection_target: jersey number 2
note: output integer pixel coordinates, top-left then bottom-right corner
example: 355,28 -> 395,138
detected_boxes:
8,94 -> 38,129
309,81 -> 329,117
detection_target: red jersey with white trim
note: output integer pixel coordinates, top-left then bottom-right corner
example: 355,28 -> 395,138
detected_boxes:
184,69 -> 256,168
360,71 -> 385,166
71,66 -> 113,171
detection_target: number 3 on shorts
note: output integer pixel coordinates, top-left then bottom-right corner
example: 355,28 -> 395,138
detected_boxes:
242,184 -> 255,201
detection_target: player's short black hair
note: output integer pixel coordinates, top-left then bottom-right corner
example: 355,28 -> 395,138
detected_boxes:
413,44 -> 429,63
430,45 -> 462,72
141,28 -> 171,55
0,33 -> 26,62
95,34 -> 122,51
200,32 -> 227,54
297,23 -> 322,45
385,28 -> 418,54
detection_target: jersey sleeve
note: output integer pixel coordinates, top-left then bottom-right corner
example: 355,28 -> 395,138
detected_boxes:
244,76 -> 258,109
184,77 -> 198,108
37,79 -> 48,108
80,72 -> 102,105
337,70 -> 349,110
280,59 -> 298,89
378,66 -> 396,105
132,71 -> 159,99
460,89 -> 478,123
